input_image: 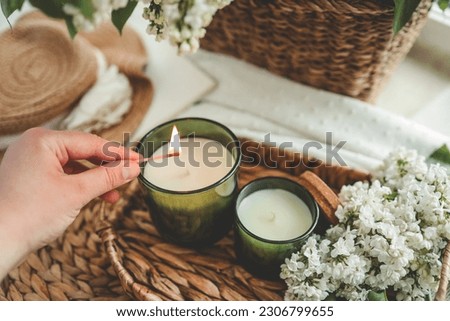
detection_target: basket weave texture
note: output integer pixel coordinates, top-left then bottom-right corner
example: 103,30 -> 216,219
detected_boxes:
96,140 -> 371,300
0,17 -> 97,135
0,12 -> 153,142
201,0 -> 432,102
1,140 -> 448,300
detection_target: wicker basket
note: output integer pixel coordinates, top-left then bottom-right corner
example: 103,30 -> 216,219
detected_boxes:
201,0 -> 432,102
94,140 -> 370,300
1,139 -> 448,300
96,139 -> 449,301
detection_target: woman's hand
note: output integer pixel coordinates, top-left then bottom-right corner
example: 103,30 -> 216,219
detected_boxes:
0,128 -> 141,280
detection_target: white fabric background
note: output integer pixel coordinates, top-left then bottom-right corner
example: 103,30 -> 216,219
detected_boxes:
176,51 -> 450,172
1,3 -> 448,173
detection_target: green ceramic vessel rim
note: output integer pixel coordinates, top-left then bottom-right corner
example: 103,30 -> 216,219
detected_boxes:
235,176 -> 320,244
137,117 -> 242,195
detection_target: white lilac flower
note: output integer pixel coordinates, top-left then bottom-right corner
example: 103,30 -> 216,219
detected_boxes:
64,0 -> 130,32
141,0 -> 233,54
281,148 -> 450,301
337,285 -> 370,301
63,1 -> 232,53
281,236 -> 335,301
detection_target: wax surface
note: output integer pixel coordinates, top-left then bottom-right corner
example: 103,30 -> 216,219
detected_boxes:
238,189 -> 313,241
143,137 -> 234,191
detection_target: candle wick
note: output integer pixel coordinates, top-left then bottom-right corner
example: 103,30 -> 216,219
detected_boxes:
268,211 -> 276,222
179,167 -> 190,177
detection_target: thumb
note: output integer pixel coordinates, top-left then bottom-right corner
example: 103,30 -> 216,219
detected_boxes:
71,160 -> 141,204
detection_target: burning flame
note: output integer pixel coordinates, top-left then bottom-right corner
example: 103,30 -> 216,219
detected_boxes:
169,125 -> 181,154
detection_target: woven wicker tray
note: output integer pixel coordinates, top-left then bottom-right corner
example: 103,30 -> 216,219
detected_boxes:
1,140 -> 448,300
98,140 -> 370,301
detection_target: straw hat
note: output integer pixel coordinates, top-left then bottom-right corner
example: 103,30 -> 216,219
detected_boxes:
0,17 -> 97,135
0,12 -> 153,143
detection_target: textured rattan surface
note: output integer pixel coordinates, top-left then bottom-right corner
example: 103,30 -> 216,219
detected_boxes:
96,140 -> 373,301
1,140 -> 448,300
201,0 -> 431,102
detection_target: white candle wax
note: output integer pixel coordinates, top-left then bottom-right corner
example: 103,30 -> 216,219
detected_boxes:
237,189 -> 313,241
143,137 -> 234,192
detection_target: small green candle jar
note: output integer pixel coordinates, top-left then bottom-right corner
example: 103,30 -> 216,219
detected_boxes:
138,118 -> 241,247
234,177 -> 319,279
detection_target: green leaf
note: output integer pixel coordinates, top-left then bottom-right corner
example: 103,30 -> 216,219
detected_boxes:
393,0 -> 422,34
1,0 -> 25,18
111,0 -> 137,34
29,0 -> 66,19
438,0 -> 450,11
429,144 -> 450,165
367,290 -> 388,301
77,0 -> 94,19
64,15 -> 77,38
384,190 -> 398,201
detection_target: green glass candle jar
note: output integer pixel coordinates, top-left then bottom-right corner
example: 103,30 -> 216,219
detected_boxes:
234,177 -> 319,279
137,118 -> 241,247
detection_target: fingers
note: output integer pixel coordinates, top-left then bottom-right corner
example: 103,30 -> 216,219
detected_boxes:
64,160 -> 121,203
100,190 -> 121,203
63,160 -> 90,175
51,130 -> 140,164
70,160 -> 141,205
19,128 -> 142,205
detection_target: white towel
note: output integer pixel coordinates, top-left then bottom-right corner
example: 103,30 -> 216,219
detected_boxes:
61,49 -> 132,132
178,102 -> 381,171
181,51 -> 450,172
